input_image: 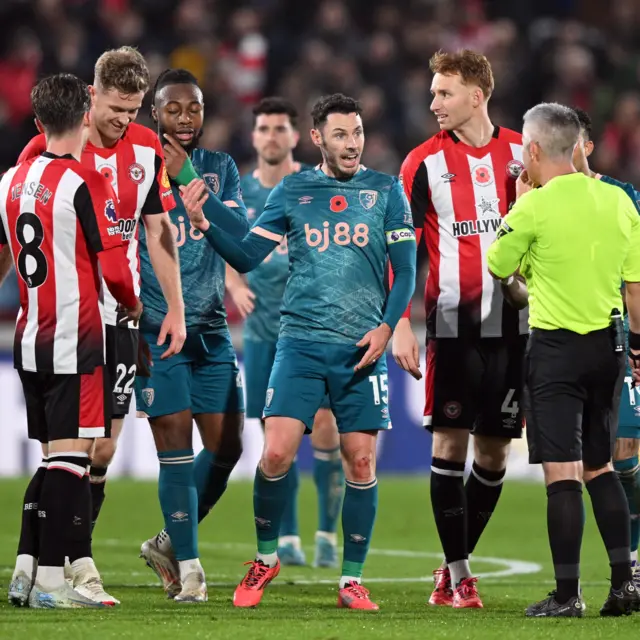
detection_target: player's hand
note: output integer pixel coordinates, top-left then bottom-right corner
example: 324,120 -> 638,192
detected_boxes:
516,170 -> 535,200
355,323 -> 392,372
163,134 -> 189,179
157,305 -> 186,359
136,333 -> 153,377
630,350 -> 640,385
179,179 -> 209,231
230,285 -> 256,318
125,298 -> 143,325
391,318 -> 422,380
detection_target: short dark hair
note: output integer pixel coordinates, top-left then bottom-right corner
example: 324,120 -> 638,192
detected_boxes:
252,97 -> 298,128
311,93 -> 362,129
573,107 -> 592,141
94,46 -> 149,94
31,73 -> 91,136
152,68 -> 200,103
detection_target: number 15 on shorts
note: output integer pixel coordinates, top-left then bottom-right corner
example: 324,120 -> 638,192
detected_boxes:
369,374 -> 388,405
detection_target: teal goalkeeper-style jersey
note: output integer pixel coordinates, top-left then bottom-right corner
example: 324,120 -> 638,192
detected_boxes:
240,164 -> 313,343
139,148 -> 247,334
252,167 -> 414,344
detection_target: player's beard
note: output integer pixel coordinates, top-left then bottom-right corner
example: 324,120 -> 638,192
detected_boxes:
158,124 -> 203,155
321,140 -> 360,181
261,147 -> 288,166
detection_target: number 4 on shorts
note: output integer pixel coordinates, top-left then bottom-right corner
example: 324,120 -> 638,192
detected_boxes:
501,388 -> 519,416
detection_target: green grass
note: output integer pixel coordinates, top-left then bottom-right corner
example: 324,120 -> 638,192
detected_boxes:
0,477 -> 633,638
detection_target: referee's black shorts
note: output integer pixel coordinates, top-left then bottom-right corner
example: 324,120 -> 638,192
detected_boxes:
524,327 -> 625,468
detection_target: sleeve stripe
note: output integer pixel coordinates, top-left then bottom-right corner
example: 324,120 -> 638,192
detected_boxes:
251,226 -> 282,242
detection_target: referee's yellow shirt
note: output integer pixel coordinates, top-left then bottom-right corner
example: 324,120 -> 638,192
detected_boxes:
488,172 -> 640,334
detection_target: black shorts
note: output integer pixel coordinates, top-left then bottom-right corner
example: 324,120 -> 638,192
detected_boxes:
106,324 -> 139,418
19,365 -> 111,444
524,328 -> 625,467
424,335 -> 527,438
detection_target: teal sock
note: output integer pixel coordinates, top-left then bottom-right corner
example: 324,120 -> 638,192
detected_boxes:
194,449 -> 235,522
614,455 -> 640,552
341,478 -> 378,578
158,449 -> 198,561
254,465 -> 290,555
279,459 -> 300,537
313,446 -> 344,533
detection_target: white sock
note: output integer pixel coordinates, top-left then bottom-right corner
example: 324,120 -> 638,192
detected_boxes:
448,559 -> 472,587
256,552 -> 278,568
157,529 -> 172,554
35,566 -> 65,591
632,550 -> 638,564
178,558 -> 203,581
339,575 -> 361,589
278,535 -> 301,549
316,531 -> 338,546
14,554 -> 36,580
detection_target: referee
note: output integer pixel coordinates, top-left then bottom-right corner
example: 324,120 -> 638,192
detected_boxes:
487,103 -> 640,618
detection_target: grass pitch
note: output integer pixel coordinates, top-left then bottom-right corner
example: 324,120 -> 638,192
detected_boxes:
0,477 -> 633,639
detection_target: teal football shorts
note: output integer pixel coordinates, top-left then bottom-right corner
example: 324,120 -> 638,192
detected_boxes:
135,331 -> 244,418
263,337 -> 391,432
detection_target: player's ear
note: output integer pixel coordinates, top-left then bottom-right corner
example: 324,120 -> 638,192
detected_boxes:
310,128 -> 322,148
34,118 -> 44,134
83,110 -> 91,128
151,104 -> 158,123
585,140 -> 594,158
292,129 -> 300,149
88,85 -> 97,106
472,86 -> 483,108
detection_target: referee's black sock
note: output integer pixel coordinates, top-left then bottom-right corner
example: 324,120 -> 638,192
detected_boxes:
39,453 -> 90,569
586,471 -> 632,589
547,480 -> 583,603
17,458 -> 48,559
430,458 -> 468,573
465,462 -> 506,554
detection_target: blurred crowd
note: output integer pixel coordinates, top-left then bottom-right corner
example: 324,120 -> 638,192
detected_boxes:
0,0 -> 639,316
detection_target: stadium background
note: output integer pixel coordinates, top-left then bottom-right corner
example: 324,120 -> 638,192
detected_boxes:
1,0 -> 639,480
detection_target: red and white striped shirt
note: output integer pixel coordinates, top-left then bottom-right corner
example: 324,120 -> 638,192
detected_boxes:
0,152 -> 137,374
400,126 -> 528,339
18,123 -> 176,328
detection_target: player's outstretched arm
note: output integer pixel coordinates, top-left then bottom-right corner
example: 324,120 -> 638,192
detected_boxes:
180,179 -> 278,273
166,137 -> 250,237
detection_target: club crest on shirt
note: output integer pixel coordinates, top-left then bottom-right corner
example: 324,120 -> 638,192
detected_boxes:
506,159 -> 524,179
128,162 -> 146,184
359,190 -> 378,210
203,173 -> 220,195
142,388 -> 154,407
104,199 -> 117,223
